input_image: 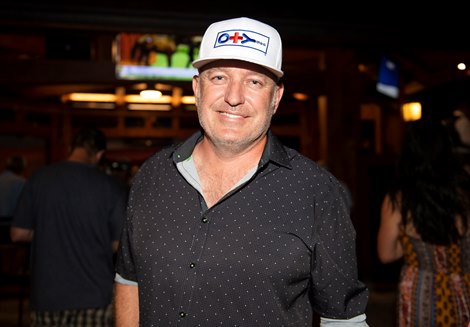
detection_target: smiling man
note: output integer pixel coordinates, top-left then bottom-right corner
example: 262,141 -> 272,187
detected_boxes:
114,17 -> 369,327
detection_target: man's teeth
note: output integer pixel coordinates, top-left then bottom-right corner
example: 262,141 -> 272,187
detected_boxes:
221,112 -> 241,118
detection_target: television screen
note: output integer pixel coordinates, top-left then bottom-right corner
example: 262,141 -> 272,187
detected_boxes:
376,55 -> 399,99
115,33 -> 201,81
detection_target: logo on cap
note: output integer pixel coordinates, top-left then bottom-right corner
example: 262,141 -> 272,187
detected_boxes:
213,29 -> 270,55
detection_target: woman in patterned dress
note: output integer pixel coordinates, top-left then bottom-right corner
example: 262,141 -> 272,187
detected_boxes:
377,119 -> 470,326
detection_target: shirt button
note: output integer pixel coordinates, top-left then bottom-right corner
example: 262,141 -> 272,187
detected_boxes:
179,311 -> 187,318
189,262 -> 196,268
201,217 -> 208,223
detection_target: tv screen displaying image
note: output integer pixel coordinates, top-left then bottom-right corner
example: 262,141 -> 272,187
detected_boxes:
376,55 -> 399,99
115,33 -> 201,81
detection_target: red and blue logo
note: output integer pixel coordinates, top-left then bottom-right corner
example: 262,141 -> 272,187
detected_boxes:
213,29 -> 270,55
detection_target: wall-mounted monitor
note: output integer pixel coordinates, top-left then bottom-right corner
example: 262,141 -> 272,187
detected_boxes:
115,33 -> 201,81
376,55 -> 399,99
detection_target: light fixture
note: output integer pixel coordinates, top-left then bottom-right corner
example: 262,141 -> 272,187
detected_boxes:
139,89 -> 162,99
127,103 -> 172,111
401,102 -> 422,121
181,96 -> 195,104
292,92 -> 309,101
62,87 -> 196,111
124,94 -> 172,104
61,93 -> 117,102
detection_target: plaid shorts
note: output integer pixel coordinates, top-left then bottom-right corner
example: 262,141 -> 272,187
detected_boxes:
31,304 -> 114,327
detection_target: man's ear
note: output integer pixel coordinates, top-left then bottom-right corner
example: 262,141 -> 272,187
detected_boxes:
272,83 -> 284,115
192,75 -> 199,103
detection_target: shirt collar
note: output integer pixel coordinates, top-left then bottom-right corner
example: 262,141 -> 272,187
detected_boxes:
172,129 -> 293,170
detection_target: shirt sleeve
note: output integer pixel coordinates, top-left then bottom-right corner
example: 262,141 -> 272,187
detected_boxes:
115,208 -> 138,283
310,175 -> 369,319
320,314 -> 369,326
115,272 -> 138,286
11,179 -> 35,229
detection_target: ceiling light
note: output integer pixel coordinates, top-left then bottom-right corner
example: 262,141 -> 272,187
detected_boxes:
457,63 -> 466,71
140,90 -> 162,99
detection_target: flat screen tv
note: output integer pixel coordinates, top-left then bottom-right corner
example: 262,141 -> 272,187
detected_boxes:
376,55 -> 399,99
115,32 -> 201,81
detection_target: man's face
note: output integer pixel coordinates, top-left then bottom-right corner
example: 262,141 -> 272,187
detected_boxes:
192,60 -> 284,153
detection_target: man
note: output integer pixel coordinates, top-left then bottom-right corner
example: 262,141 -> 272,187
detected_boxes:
115,17 -> 369,326
11,127 -> 128,326
0,155 -> 26,221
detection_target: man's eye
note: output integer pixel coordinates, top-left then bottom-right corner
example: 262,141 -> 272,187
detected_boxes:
211,75 -> 224,82
249,80 -> 263,87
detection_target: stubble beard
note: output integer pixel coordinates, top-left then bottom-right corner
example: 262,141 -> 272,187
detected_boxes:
195,89 -> 276,154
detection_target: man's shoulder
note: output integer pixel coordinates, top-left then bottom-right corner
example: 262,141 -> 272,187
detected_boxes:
279,147 -> 341,184
141,144 -> 177,166
282,146 -> 322,170
0,170 -> 26,183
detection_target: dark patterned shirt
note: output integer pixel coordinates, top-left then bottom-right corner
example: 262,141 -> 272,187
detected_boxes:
115,130 -> 369,326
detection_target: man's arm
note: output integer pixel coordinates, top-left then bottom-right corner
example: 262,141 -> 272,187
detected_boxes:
112,240 -> 119,253
10,226 -> 33,242
114,282 -> 139,327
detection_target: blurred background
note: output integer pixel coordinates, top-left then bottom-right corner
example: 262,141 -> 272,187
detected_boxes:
1,2 -> 470,325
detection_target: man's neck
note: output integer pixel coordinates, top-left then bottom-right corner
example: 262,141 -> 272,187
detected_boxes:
192,136 -> 265,208
194,135 -> 266,167
67,148 -> 96,165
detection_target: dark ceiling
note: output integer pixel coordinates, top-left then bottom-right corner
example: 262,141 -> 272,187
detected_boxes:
1,1 -> 470,107
2,2 -> 468,46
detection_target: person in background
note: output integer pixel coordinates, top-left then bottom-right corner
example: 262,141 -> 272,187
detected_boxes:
377,119 -> 470,326
10,127 -> 128,327
114,17 -> 369,326
453,101 -> 470,149
0,155 -> 26,221
451,101 -> 470,175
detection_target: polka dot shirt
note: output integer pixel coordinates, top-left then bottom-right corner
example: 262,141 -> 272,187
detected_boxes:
115,131 -> 369,326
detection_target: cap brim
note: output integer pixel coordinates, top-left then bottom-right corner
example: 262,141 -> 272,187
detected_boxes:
192,57 -> 284,79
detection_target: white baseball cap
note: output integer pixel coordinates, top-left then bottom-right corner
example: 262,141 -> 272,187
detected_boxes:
192,17 -> 284,79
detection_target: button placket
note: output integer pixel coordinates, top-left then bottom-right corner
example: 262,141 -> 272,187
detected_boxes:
178,213 -> 211,322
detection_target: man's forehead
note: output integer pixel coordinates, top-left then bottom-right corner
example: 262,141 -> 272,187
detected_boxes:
199,59 -> 278,81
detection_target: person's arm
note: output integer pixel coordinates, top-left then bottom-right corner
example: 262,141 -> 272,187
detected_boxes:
115,282 -> 139,327
112,240 -> 119,253
377,194 -> 403,263
10,226 -> 34,243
